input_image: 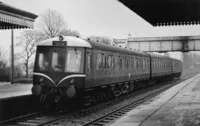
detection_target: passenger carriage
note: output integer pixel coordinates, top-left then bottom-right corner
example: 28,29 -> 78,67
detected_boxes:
149,54 -> 172,81
172,58 -> 182,78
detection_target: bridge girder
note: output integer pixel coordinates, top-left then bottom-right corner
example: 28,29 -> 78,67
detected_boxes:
114,36 -> 200,52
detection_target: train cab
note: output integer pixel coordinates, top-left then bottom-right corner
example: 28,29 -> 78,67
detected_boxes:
32,36 -> 92,103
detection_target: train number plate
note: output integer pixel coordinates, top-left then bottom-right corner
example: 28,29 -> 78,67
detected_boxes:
53,41 -> 67,46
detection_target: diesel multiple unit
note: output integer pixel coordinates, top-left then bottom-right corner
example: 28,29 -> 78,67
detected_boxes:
31,36 -> 182,105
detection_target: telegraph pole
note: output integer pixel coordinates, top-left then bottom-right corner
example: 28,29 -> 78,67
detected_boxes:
11,29 -> 14,84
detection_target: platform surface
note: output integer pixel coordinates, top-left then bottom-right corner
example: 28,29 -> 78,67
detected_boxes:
0,82 -> 32,99
110,74 -> 200,126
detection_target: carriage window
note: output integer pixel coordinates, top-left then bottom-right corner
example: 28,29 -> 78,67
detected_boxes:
134,58 -> 137,69
156,60 -> 158,68
122,57 -> 125,69
153,60 -> 155,68
118,57 -> 122,69
146,59 -> 148,69
97,53 -> 104,70
136,58 -> 139,69
65,48 -> 84,73
128,58 -> 130,68
143,59 -> 145,70
126,58 -> 130,68
157,60 -> 158,69
139,58 -> 141,69
112,56 -> 115,68
131,58 -> 134,69
163,61 -> 164,68
87,53 -> 91,71
106,55 -> 112,68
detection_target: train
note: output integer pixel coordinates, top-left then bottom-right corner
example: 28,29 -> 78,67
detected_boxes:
31,36 -> 182,106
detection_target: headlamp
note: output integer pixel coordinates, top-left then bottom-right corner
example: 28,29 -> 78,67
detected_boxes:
70,79 -> 75,84
39,77 -> 44,82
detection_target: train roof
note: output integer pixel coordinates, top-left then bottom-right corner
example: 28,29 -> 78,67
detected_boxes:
38,36 -> 92,48
149,53 -> 170,59
171,58 -> 182,62
149,53 -> 182,62
38,36 -> 149,56
87,38 -> 149,56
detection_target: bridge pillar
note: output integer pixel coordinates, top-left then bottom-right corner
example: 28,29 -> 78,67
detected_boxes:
182,53 -> 191,74
182,52 -> 200,74
182,37 -> 189,52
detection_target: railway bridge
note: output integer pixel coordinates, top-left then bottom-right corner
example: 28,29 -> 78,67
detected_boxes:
114,35 -> 200,74
114,35 -> 200,52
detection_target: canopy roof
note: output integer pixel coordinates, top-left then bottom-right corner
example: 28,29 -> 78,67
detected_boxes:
119,0 -> 200,26
0,2 -> 38,29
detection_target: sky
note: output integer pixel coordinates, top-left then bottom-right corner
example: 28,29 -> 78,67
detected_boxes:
1,0 -> 200,60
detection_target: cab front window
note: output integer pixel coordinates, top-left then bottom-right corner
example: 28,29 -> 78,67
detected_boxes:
52,48 -> 65,72
65,48 -> 84,73
35,47 -> 85,73
36,47 -> 50,71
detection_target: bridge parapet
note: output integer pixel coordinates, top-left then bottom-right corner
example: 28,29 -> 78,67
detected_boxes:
114,35 -> 200,52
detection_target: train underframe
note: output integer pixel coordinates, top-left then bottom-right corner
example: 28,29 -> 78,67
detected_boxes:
81,73 -> 182,107
38,72 -> 182,108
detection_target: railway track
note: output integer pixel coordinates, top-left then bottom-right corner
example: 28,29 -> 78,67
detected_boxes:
0,110 -> 69,126
72,83 -> 175,126
0,73 -> 196,126
48,74 -> 195,126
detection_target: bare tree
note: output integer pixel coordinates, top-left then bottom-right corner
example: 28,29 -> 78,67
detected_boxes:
36,9 -> 81,38
0,48 -> 7,68
0,48 -> 9,81
60,29 -> 80,37
39,9 -> 68,38
16,30 -> 45,78
88,36 -> 112,45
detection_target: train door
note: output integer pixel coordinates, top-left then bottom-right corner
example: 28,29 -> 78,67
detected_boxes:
85,49 -> 94,88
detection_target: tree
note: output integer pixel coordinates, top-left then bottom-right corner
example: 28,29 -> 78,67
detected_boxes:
60,29 -> 80,37
0,48 -> 7,69
0,48 -> 9,81
16,30 -> 45,78
38,9 -> 67,38
88,36 -> 113,45
36,9 -> 80,38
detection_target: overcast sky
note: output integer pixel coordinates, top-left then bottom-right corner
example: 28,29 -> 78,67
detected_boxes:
1,0 -> 200,59
1,0 -> 200,38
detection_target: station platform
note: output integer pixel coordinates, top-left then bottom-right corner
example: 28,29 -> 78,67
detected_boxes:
0,82 -> 32,99
110,74 -> 200,126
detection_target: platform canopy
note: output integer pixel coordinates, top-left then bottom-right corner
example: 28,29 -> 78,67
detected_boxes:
0,2 -> 38,29
118,0 -> 200,26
